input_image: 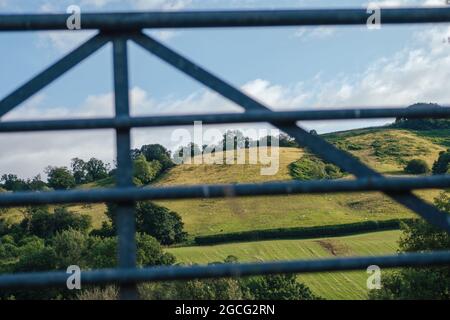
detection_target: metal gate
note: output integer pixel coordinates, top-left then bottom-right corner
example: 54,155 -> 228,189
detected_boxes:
1,7 -> 450,299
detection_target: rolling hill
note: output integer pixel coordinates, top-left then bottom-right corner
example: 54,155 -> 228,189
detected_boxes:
152,128 -> 447,237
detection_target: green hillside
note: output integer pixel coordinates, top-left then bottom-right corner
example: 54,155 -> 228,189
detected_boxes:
153,128 -> 446,237
2,127 -> 446,236
167,230 -> 401,299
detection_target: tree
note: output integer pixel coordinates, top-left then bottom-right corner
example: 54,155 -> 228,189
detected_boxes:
27,175 -> 47,191
174,143 -> 202,163
106,201 -> 187,245
432,149 -> 450,174
279,133 -> 298,148
1,174 -> 29,191
71,157 -> 109,184
71,158 -> 87,184
84,158 -> 109,182
221,130 -> 245,150
0,187 -> 7,215
369,191 -> 450,300
138,144 -> 174,171
19,206 -> 91,238
404,159 -> 430,174
45,166 -> 76,190
240,274 -> 319,300
133,155 -> 162,185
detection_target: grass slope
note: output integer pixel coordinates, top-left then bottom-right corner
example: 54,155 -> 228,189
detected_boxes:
167,230 -> 401,300
154,128 -> 445,237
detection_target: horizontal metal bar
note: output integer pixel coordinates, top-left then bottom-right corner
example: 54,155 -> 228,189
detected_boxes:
1,251 -> 449,289
0,175 -> 450,207
1,8 -> 450,31
1,106 -> 449,132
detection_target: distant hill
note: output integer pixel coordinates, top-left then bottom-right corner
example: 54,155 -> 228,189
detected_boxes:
390,103 -> 450,130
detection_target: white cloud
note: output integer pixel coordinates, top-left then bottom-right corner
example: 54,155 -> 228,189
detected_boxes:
293,27 -> 336,41
130,0 -> 192,10
36,31 -> 97,54
366,0 -> 448,6
79,0 -> 192,10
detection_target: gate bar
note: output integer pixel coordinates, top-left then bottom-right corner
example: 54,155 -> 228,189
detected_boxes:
1,8 -> 450,31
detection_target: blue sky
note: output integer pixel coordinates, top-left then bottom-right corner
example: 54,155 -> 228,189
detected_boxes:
1,0 -> 450,177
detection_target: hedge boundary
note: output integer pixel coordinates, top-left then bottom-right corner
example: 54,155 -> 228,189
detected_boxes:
194,219 -> 412,245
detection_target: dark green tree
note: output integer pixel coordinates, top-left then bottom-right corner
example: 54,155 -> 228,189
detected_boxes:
133,155 -> 162,185
1,174 -> 29,191
19,206 -> 91,238
71,157 -> 87,184
137,144 -> 174,171
404,159 -> 430,174
369,191 -> 450,300
84,158 -> 109,182
106,201 -> 187,245
240,274 -> 319,300
45,166 -> 76,190
432,149 -> 450,174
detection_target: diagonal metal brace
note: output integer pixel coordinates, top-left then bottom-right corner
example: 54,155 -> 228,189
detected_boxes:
0,33 -> 110,119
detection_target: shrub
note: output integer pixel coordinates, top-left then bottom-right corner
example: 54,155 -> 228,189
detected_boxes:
404,159 -> 430,174
432,149 -> 450,174
289,155 -> 345,180
240,274 -> 319,300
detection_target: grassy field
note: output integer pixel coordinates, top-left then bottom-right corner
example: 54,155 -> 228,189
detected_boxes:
167,230 -> 401,300
152,128 -> 445,237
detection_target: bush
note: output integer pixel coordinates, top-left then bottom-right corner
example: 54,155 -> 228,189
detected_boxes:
404,159 -> 430,174
289,155 -> 344,180
240,274 -> 319,300
432,149 -> 450,174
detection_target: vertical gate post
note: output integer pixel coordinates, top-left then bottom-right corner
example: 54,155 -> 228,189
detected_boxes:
113,36 -> 138,300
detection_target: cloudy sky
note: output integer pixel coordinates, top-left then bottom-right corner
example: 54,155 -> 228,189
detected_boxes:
1,0 -> 450,178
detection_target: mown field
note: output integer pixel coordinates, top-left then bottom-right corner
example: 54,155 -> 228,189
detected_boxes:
167,230 -> 401,300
